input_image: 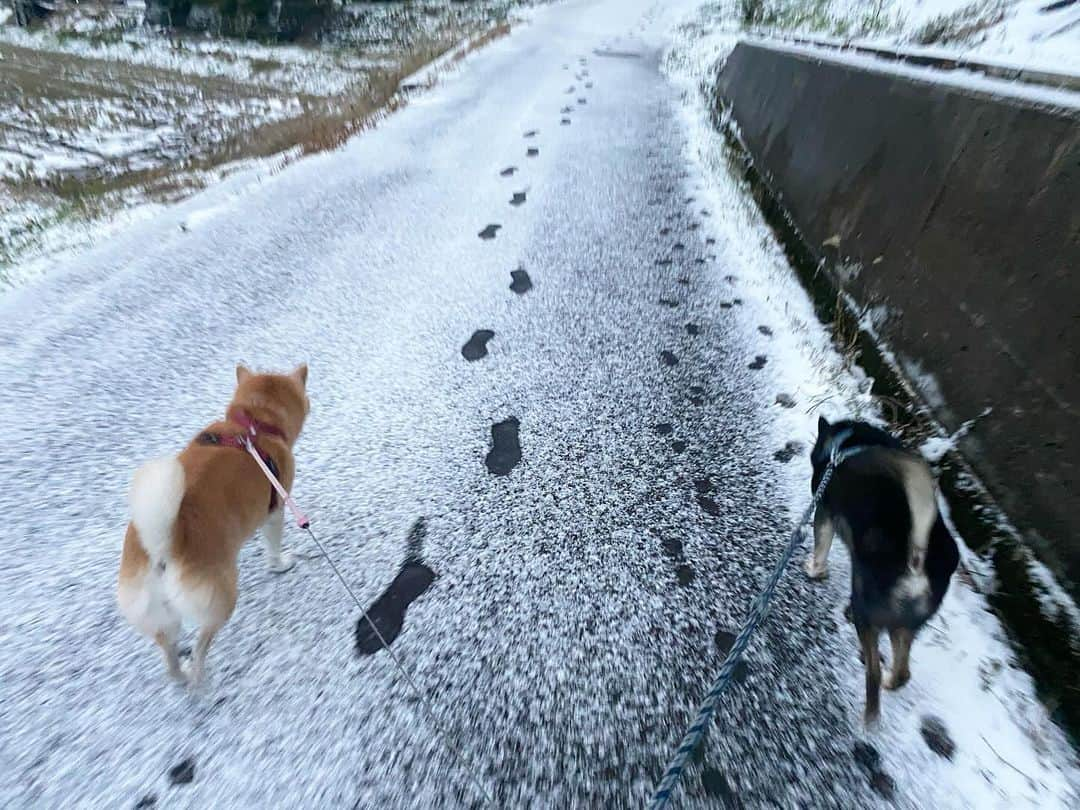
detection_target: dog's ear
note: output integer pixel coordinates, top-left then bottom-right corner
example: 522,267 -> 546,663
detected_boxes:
817,415 -> 830,435
291,363 -> 308,387
236,364 -> 252,384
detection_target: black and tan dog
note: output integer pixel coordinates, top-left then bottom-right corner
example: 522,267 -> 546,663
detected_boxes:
806,417 -> 959,724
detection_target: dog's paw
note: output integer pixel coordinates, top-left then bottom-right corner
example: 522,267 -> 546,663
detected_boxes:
803,557 -> 828,580
267,550 -> 295,574
884,670 -> 911,691
864,706 -> 881,728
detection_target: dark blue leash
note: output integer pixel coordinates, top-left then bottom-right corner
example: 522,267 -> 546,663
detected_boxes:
649,434 -> 861,809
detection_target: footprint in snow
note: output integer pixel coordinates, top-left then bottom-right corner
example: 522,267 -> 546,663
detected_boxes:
510,268 -> 533,294
478,224 -> 501,240
355,519 -> 436,656
685,323 -> 700,336
660,350 -> 679,367
659,298 -> 679,308
510,191 -> 526,206
523,130 -> 537,138
486,417 -> 522,476
759,325 -> 773,336
653,422 -> 673,436
500,166 -> 517,177
527,147 -> 539,157
748,355 -> 767,370
561,118 -> 571,125
671,439 -> 687,453
461,329 -> 494,361
773,441 -> 803,463
713,630 -> 751,683
168,759 -> 195,786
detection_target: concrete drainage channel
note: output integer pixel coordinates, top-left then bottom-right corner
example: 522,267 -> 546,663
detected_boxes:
711,40 -> 1080,744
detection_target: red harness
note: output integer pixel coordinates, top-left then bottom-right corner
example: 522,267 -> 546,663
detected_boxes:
198,408 -> 285,512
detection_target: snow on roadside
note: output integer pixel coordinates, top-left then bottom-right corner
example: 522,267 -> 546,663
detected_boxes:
661,4 -> 1080,806
726,1 -> 1080,77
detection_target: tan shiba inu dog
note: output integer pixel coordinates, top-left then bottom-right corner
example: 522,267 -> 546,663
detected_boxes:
117,364 -> 309,686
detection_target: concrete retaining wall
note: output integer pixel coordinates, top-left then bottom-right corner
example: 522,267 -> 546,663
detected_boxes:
717,41 -> 1080,594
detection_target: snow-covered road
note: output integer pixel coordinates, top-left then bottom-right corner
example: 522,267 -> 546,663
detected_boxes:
1,1 -> 1077,808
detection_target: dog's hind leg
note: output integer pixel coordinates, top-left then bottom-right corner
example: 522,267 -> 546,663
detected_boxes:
884,628 -> 913,690
262,508 -> 294,573
189,621 -> 224,688
858,625 -> 882,725
804,507 -> 834,580
154,629 -> 186,684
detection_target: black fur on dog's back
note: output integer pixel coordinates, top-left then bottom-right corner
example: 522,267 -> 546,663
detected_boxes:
812,418 -> 959,632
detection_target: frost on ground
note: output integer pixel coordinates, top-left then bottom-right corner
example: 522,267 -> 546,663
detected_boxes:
0,0 -> 527,283
0,0 -> 1077,808
722,0 -> 1080,74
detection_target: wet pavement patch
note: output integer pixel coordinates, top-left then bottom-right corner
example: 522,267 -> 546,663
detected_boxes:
775,393 -> 796,409
697,495 -> 720,516
168,759 -> 195,786
748,355 -> 767,370
869,772 -> 896,800
701,767 -> 740,804
920,716 -> 956,760
461,329 -> 495,361
660,350 -> 679,367
686,323 -> 700,336
773,441 -> 803,463
486,417 -> 522,476
510,268 -> 533,294
713,630 -> 750,683
355,561 -> 436,655
853,741 -> 895,800
500,166 -> 517,177
661,536 -> 683,557
653,422 -> 673,436
478,224 -> 501,240
511,192 -> 527,206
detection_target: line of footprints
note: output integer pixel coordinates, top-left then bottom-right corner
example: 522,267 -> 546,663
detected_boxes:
352,56 -> 596,666
470,54 -> 593,477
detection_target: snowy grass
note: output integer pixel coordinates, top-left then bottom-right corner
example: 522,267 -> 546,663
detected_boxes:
0,1 -> 526,284
708,0 -> 1080,74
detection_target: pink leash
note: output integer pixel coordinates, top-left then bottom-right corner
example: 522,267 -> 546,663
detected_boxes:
241,437 -> 310,529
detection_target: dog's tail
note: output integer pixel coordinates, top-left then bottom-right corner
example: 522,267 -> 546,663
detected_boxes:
129,456 -> 186,562
893,452 -> 937,573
